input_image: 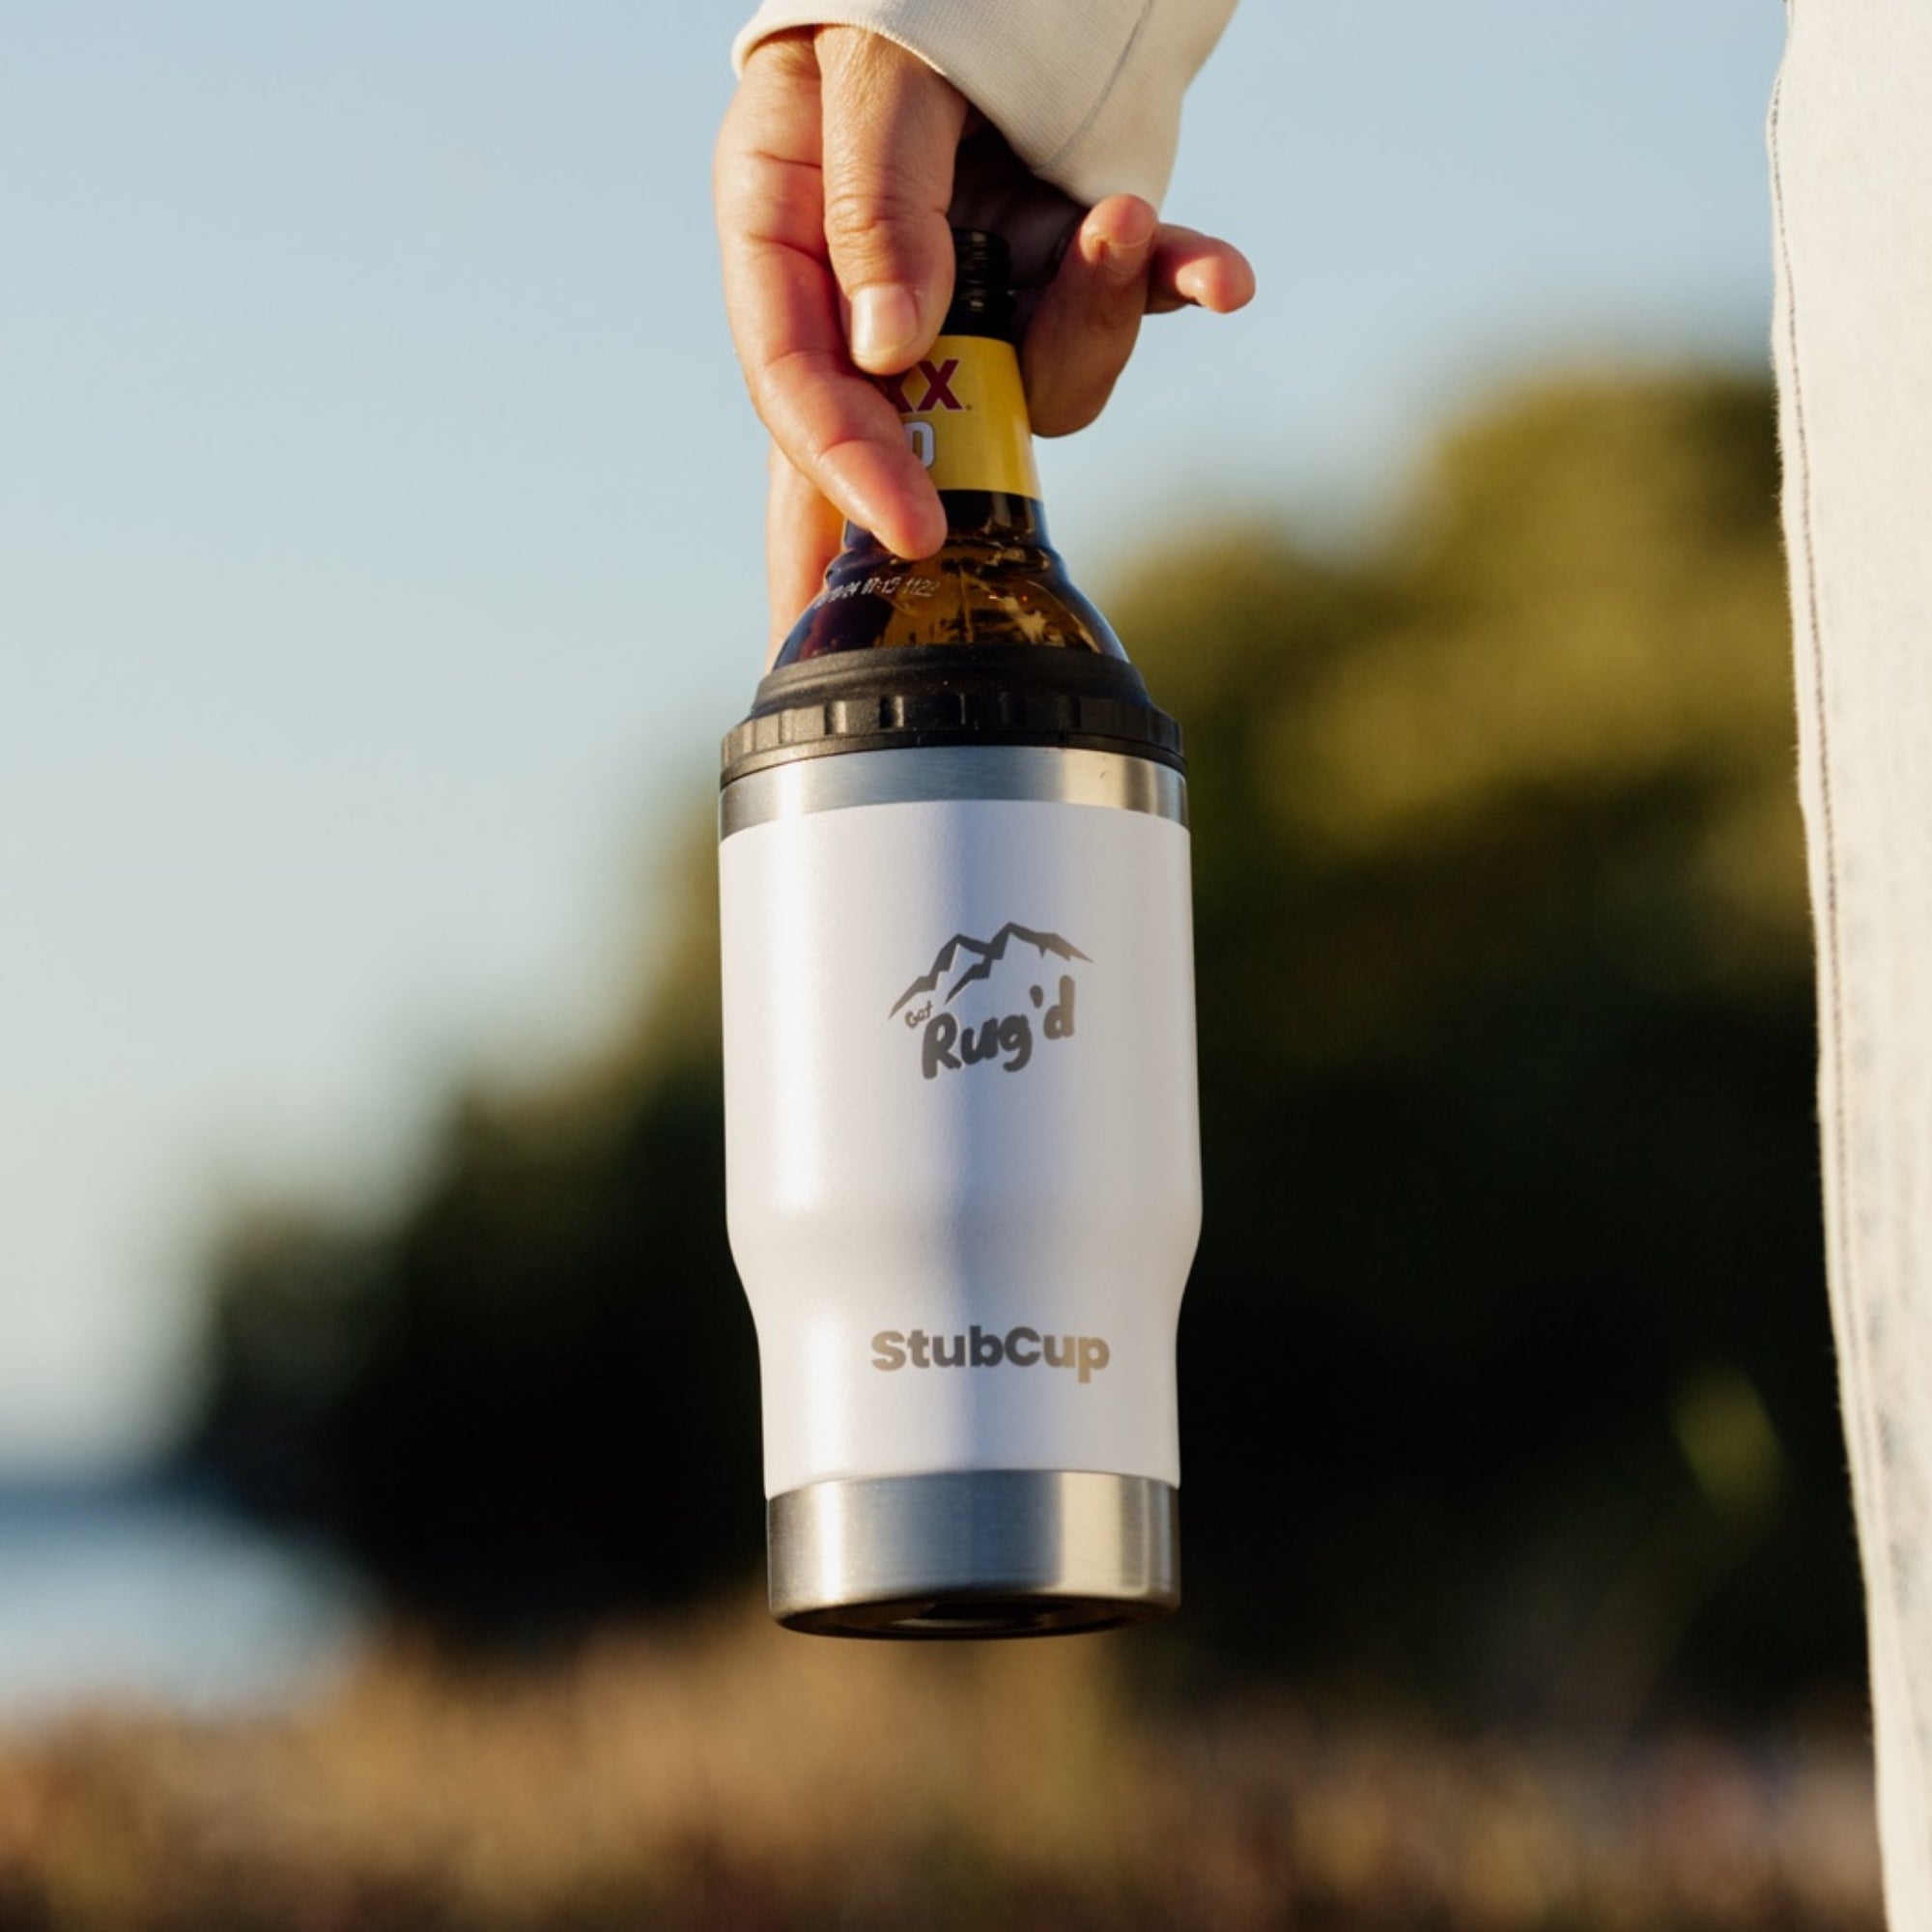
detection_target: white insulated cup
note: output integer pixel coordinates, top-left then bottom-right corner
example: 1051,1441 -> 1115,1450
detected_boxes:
719,645 -> 1202,1636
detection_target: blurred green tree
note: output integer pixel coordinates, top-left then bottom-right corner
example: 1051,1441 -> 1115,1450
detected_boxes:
189,371 -> 1862,1719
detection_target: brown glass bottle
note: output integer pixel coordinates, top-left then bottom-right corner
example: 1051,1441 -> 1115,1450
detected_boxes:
774,228 -> 1124,666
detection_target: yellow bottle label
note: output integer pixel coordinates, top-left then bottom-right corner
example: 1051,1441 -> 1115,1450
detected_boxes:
883,334 -> 1040,497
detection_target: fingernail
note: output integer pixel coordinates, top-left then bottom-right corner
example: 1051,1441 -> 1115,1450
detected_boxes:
1091,199 -> 1155,272
850,283 -> 921,368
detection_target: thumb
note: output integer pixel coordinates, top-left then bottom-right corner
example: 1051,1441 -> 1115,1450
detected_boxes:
815,27 -> 968,373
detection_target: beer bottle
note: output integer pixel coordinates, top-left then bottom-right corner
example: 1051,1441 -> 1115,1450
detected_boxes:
775,227 -> 1122,663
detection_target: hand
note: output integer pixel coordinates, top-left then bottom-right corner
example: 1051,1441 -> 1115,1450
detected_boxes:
715,26 -> 1255,650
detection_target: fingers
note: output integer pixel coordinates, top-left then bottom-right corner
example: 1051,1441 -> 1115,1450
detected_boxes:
714,32 -> 956,569
1147,223 -> 1257,318
1022,199 -> 1256,438
766,445 -> 845,663
816,28 -> 968,371
1022,196 -> 1158,438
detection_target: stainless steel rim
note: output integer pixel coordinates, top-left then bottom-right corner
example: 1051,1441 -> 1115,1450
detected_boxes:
767,1469 -> 1179,1639
721,745 -> 1187,838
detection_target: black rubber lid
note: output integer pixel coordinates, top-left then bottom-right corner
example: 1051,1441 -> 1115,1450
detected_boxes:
720,646 -> 1184,785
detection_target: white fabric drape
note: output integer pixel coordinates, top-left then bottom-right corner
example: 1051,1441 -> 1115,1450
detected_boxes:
1773,4 -> 1932,1922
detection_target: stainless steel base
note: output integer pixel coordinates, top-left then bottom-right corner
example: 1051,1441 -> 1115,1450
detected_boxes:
767,1470 -> 1179,1639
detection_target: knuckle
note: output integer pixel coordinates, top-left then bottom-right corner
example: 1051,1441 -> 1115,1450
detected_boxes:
821,173 -> 923,262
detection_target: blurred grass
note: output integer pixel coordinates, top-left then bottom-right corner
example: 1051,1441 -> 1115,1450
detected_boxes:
0,1603 -> 1879,1932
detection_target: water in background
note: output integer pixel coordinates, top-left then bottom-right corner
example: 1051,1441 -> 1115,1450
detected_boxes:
0,1474 -> 369,1721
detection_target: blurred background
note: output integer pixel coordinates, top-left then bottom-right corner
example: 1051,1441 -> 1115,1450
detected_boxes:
3,3 -> 1879,1927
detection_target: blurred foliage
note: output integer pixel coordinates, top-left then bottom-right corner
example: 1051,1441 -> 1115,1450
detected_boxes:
0,1603 -> 1881,1932
188,370 -> 1861,1721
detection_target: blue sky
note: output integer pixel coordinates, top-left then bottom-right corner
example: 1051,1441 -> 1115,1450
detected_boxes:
1,2 -> 1786,1469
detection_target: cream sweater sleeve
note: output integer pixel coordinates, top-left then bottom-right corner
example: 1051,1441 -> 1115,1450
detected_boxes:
731,0 -> 1237,208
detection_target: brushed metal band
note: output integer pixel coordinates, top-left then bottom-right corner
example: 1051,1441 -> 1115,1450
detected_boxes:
721,745 -> 1188,839
767,1469 -> 1179,1638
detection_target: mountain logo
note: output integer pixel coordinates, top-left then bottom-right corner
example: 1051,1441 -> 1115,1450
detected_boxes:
889,923 -> 1089,1017
890,923 -> 1088,1081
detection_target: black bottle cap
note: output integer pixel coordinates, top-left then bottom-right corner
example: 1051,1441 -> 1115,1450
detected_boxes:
941,228 -> 1016,339
720,645 -> 1184,786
